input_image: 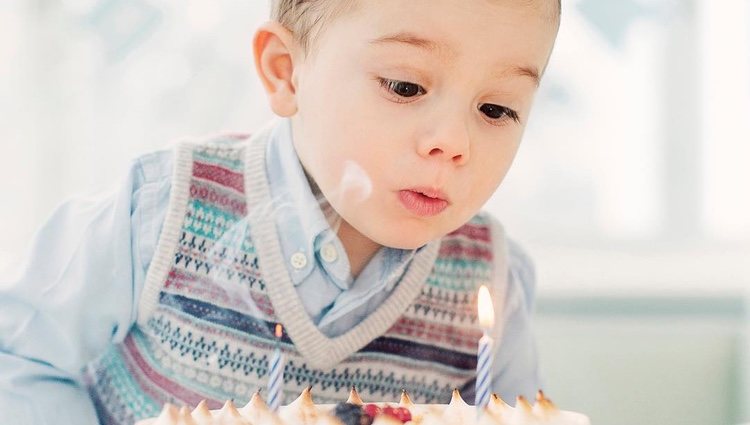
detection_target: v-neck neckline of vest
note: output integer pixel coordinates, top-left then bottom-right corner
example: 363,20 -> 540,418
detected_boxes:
243,124 -> 440,369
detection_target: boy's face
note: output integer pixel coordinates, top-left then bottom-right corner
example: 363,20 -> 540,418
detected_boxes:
289,0 -> 558,249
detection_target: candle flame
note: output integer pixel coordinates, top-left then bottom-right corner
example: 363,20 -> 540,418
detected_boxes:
275,324 -> 283,338
478,285 -> 495,330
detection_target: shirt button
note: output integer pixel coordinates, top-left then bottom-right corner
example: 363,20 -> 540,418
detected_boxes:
290,252 -> 308,269
321,244 -> 338,263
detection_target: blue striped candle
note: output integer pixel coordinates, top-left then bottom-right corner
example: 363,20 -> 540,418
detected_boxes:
267,324 -> 285,411
475,285 -> 495,412
475,332 -> 493,409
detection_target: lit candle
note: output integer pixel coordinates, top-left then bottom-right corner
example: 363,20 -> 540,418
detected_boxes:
475,285 -> 495,411
267,323 -> 285,411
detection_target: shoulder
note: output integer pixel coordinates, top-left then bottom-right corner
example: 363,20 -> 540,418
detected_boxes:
130,133 -> 253,186
443,211 -> 495,244
468,212 -> 535,274
179,133 -> 252,154
131,149 -> 173,188
463,211 -> 537,311
506,236 -> 536,311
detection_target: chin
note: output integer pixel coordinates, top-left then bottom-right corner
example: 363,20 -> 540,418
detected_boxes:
381,238 -> 431,250
365,223 -> 443,250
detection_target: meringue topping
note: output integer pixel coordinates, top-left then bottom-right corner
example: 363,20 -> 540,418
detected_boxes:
135,388 -> 590,425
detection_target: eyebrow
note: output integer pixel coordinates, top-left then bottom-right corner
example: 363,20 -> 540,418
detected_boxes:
498,65 -> 541,87
369,32 -> 444,53
369,31 -> 541,87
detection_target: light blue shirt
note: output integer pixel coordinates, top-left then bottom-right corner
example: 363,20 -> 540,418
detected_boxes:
0,118 -> 539,425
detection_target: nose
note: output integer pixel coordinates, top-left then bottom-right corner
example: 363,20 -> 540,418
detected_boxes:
416,118 -> 471,166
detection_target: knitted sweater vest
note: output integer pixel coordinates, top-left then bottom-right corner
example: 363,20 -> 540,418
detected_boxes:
86,125 -> 507,425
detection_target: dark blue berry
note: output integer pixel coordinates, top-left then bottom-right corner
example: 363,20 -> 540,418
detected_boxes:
333,403 -> 371,425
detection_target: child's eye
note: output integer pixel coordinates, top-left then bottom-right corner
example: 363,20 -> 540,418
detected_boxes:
378,78 -> 426,102
478,103 -> 520,125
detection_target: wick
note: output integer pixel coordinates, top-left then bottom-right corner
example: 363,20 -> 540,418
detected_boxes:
275,323 -> 283,339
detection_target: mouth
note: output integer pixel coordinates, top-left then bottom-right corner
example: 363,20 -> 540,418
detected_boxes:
397,187 -> 450,217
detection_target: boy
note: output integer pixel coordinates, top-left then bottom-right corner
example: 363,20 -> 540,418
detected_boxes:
0,0 -> 560,424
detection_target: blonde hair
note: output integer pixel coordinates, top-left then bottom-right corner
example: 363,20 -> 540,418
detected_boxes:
270,0 -> 561,53
269,0 -> 356,53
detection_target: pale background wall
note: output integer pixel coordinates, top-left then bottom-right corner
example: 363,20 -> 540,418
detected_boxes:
1,1 -> 749,424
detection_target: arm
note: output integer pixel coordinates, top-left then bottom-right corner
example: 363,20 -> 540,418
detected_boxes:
488,220 -> 540,405
0,151 -> 171,425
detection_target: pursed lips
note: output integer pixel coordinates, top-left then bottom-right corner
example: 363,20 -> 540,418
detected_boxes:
408,187 -> 449,202
397,187 -> 450,217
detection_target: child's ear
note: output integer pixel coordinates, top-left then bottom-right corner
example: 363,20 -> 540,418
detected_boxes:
253,22 -> 299,117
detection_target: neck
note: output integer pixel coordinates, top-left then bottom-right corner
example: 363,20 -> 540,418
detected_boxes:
302,168 -> 380,278
336,219 -> 381,278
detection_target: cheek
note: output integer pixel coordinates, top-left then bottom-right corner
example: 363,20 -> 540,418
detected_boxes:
317,107 -> 400,171
469,142 -> 520,196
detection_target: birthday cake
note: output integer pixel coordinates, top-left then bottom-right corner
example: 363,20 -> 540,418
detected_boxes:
135,387 -> 590,425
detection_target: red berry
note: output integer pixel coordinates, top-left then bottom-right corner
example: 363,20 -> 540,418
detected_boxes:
380,405 -> 411,423
393,407 -> 412,423
362,404 -> 381,419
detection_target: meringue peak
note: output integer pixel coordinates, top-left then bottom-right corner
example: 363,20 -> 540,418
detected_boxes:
399,389 -> 414,407
346,387 -> 363,406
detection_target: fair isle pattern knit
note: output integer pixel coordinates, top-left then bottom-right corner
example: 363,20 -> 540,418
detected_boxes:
86,126 -> 502,425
